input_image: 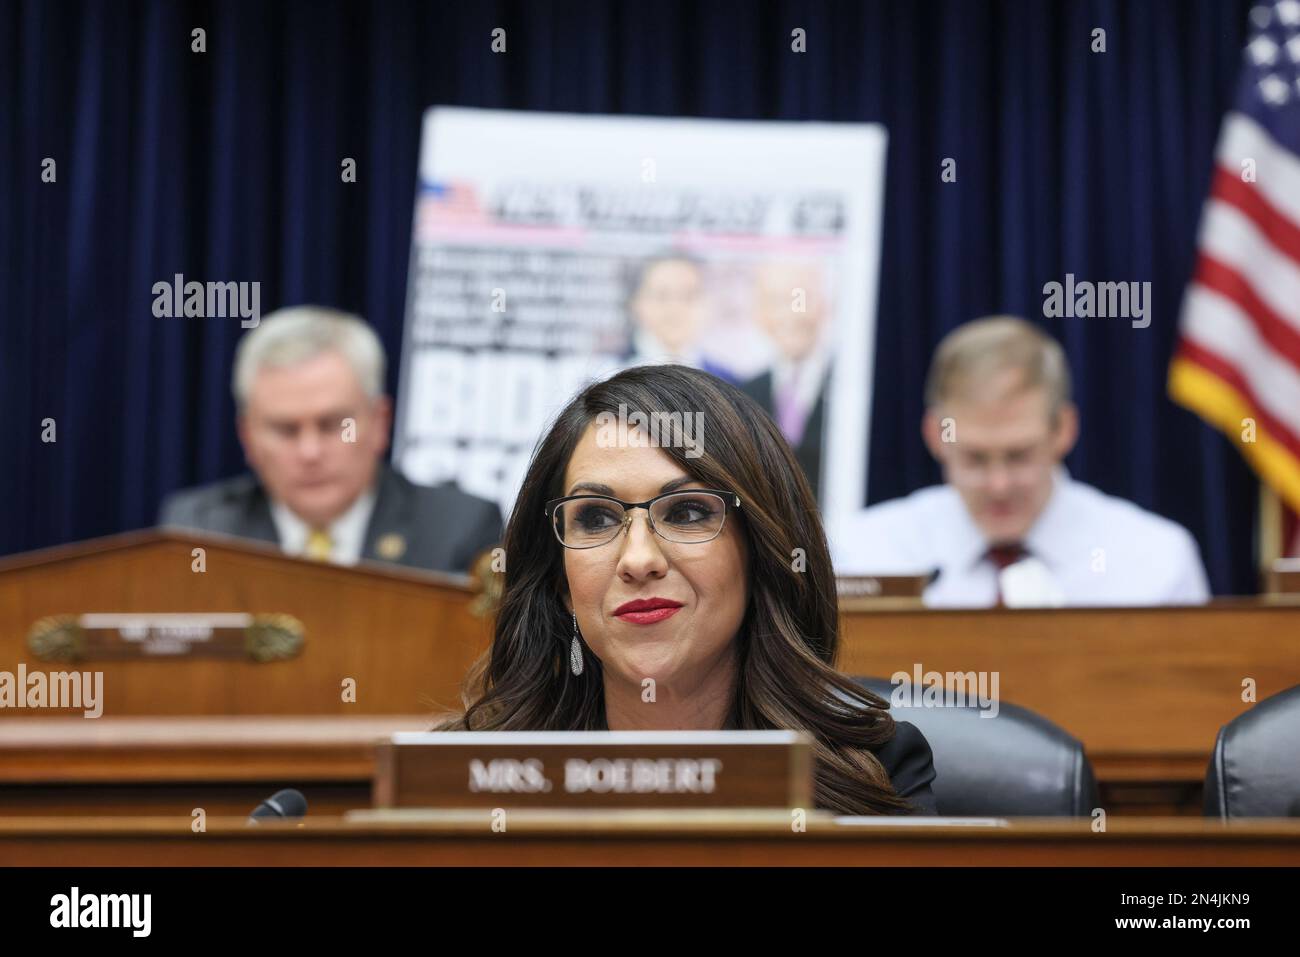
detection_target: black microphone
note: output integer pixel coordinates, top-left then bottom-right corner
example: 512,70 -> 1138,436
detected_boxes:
247,788 -> 308,824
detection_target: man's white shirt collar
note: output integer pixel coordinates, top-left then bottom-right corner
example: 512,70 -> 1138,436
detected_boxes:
1020,466 -> 1077,571
269,485 -> 378,566
630,327 -> 703,368
950,465 -> 1073,573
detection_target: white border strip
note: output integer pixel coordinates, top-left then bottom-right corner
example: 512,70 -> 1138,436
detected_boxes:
390,730 -> 804,745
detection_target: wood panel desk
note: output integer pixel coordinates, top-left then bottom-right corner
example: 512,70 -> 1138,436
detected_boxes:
2,813 -> 1297,866
839,598 -> 1300,809
3,532 -> 1297,815
0,530 -> 491,717
0,716 -> 429,817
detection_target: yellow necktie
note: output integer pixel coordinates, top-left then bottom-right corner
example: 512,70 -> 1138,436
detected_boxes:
304,528 -> 333,562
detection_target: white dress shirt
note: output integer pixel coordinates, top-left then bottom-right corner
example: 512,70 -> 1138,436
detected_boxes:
269,487 -> 378,566
629,327 -> 704,367
828,470 -> 1211,607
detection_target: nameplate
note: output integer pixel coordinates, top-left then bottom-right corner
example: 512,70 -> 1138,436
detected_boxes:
836,574 -> 931,601
26,614 -> 304,663
374,731 -> 813,809
1266,558 -> 1300,596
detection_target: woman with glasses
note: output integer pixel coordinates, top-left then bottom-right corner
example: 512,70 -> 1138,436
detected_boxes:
437,364 -> 936,815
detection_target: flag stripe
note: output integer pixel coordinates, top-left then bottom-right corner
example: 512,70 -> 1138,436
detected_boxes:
1178,284 -> 1300,440
1198,196 -> 1300,326
1170,354 -> 1300,513
1208,166 -> 1300,270
1215,112 -> 1300,228
1174,336 -> 1300,462
1193,256 -> 1300,369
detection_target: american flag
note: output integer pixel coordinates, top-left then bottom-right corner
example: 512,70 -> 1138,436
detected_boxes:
414,180 -> 487,240
1170,0 -> 1300,556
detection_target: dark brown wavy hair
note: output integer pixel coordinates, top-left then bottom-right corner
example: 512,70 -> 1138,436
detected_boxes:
437,363 -> 911,814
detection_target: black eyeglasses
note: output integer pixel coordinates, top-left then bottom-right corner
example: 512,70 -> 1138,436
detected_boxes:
544,489 -> 741,549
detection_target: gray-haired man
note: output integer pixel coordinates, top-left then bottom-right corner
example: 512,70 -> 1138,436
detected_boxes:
159,306 -> 503,573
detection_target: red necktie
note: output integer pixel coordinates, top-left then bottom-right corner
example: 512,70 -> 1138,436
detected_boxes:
986,543 -> 1028,607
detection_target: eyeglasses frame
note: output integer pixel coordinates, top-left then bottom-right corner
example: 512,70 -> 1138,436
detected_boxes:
543,488 -> 742,549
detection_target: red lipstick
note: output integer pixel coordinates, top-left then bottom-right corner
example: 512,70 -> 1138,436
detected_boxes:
613,597 -> 684,625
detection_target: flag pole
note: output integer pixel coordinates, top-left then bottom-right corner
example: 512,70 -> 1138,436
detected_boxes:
1259,482 -> 1282,592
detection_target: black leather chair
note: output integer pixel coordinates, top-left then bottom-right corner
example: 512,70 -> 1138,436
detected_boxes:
1204,683 -> 1300,819
854,676 -> 1099,816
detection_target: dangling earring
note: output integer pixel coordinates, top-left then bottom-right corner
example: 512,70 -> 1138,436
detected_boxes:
570,612 -> 584,676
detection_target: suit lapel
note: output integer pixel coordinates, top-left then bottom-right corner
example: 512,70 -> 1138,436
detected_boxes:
362,466 -> 414,564
241,484 -> 280,545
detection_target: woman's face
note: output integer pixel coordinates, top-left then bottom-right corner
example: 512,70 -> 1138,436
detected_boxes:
560,421 -> 748,694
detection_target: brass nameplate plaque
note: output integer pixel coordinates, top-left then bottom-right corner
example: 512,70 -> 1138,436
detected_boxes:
836,574 -> 932,601
374,731 -> 813,809
1266,558 -> 1300,597
27,613 -> 304,663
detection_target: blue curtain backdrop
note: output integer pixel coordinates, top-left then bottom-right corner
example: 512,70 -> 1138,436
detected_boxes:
0,0 -> 1260,593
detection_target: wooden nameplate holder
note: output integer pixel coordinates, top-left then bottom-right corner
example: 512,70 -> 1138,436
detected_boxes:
372,730 -> 813,809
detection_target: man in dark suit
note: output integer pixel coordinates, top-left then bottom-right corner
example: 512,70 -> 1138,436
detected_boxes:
739,259 -> 833,498
738,368 -> 827,498
158,306 -> 502,574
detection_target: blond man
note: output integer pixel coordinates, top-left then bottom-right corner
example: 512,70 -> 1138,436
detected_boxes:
830,316 -> 1209,607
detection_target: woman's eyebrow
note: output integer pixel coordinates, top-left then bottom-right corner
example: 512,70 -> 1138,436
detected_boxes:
566,476 -> 696,497
567,481 -> 615,496
658,476 -> 695,494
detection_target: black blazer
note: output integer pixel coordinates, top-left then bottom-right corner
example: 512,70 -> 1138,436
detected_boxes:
158,464 -> 503,574
737,369 -> 827,497
874,720 -> 939,815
